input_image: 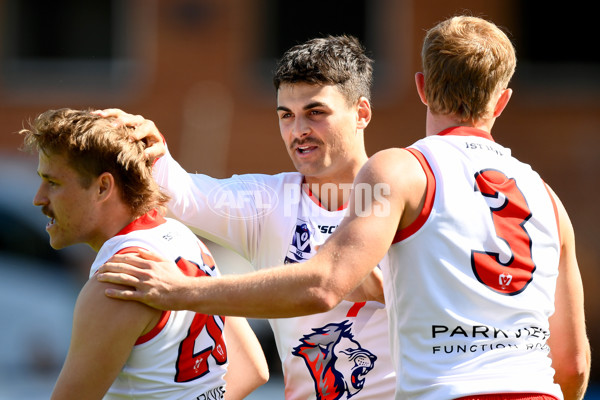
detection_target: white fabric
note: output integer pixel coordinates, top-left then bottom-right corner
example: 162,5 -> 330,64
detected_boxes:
154,152 -> 396,400
385,130 -> 563,399
90,216 -> 227,400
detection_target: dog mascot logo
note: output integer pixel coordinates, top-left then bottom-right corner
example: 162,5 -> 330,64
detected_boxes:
292,321 -> 377,399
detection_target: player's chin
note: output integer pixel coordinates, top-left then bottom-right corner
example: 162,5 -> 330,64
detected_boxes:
48,230 -> 78,250
48,236 -> 68,250
294,162 -> 326,179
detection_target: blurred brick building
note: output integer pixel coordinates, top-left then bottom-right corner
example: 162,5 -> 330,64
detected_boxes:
1,0 -> 598,385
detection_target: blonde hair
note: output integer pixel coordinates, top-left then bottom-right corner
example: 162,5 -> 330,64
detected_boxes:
421,16 -> 516,122
21,108 -> 169,217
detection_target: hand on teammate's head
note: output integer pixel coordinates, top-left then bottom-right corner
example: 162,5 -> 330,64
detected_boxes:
93,108 -> 166,162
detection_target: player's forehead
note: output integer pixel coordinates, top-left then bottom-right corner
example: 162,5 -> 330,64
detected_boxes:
37,150 -> 79,182
276,82 -> 347,110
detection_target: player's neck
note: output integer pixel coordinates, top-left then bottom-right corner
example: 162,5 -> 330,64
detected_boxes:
303,164 -> 365,211
88,203 -> 138,252
426,110 -> 493,137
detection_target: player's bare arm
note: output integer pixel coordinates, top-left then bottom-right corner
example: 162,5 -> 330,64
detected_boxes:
97,147 -> 425,318
223,317 -> 269,400
545,186 -> 591,400
51,276 -> 160,399
344,266 -> 385,304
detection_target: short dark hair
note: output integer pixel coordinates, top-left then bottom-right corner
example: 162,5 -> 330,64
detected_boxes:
273,35 -> 374,105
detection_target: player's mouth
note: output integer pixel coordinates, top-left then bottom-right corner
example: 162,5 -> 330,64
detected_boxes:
296,145 -> 318,155
46,217 -> 56,230
42,208 -> 56,230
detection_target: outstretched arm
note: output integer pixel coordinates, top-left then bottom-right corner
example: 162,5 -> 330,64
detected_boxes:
96,149 -> 425,317
546,187 -> 591,400
223,317 -> 269,400
95,108 -> 265,260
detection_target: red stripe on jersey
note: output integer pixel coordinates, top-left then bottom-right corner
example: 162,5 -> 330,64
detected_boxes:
302,178 -> 349,211
115,209 -> 166,237
114,246 -> 171,345
346,302 -> 366,317
392,148 -> 436,243
135,310 -> 171,345
455,393 -> 558,400
437,126 -> 494,141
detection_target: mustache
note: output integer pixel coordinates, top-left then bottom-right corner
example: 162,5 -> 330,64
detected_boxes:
41,206 -> 54,219
290,137 -> 323,150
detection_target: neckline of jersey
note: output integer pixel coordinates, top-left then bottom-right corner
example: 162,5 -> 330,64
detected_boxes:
437,126 -> 495,141
115,209 -> 166,237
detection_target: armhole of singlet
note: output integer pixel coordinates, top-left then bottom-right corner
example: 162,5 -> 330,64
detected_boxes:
113,246 -> 171,345
543,181 -> 561,252
392,148 -> 436,244
135,310 -> 171,345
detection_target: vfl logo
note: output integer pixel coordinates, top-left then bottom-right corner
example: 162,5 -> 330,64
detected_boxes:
285,221 -> 312,263
499,273 -> 513,288
292,321 -> 377,400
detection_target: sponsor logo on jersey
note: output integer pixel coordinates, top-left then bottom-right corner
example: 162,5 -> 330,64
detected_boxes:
292,321 -> 377,400
430,324 -> 551,355
318,224 -> 338,234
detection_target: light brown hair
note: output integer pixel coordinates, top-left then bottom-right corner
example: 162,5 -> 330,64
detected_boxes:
21,108 -> 169,217
421,16 -> 516,122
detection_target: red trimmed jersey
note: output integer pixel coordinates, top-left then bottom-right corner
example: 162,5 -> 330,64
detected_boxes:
385,127 -> 563,399
89,210 -> 227,399
153,152 -> 397,399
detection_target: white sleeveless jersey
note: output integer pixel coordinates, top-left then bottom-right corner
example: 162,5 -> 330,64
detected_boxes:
154,153 -> 396,399
89,211 -> 227,400
385,127 -> 563,399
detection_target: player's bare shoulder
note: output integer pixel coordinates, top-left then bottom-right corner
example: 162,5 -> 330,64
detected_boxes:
360,148 -> 425,186
358,148 -> 428,228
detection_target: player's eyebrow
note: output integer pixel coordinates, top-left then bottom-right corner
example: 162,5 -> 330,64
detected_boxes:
37,171 -> 54,181
276,101 -> 328,112
303,101 -> 327,110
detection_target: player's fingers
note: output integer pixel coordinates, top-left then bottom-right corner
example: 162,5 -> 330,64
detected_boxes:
104,286 -> 142,301
121,114 -> 145,127
94,108 -> 145,127
92,108 -> 127,118
129,119 -> 160,142
105,253 -> 153,270
96,270 -> 141,287
136,248 -> 170,262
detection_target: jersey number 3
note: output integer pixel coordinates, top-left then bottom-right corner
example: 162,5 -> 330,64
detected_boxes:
472,169 -> 535,295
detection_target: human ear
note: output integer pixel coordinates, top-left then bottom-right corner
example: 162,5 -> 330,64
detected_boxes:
356,96 -> 372,129
492,88 -> 512,118
96,172 -> 115,201
415,72 -> 428,105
